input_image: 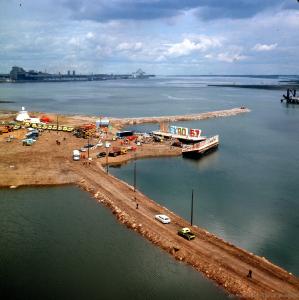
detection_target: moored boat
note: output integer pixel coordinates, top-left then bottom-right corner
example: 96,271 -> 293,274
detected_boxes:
182,135 -> 219,157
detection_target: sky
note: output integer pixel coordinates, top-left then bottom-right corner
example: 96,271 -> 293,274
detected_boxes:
0,0 -> 299,75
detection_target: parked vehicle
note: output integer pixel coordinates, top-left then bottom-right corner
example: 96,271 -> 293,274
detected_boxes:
109,147 -> 121,157
155,214 -> 171,224
84,144 -> 94,148
177,227 -> 195,240
96,151 -> 107,158
73,150 -> 80,161
116,131 -> 134,138
22,138 -> 36,146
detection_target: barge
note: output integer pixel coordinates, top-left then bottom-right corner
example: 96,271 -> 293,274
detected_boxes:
182,135 -> 219,157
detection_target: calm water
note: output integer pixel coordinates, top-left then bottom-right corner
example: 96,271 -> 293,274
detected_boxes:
0,76 -> 299,298
0,187 -> 228,300
0,76 -> 284,117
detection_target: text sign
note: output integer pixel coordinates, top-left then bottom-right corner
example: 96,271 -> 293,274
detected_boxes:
169,126 -> 201,137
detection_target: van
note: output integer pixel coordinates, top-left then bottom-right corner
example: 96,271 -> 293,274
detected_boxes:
73,150 -> 80,161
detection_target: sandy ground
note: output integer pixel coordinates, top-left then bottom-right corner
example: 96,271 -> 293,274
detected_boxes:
1,108 -> 299,299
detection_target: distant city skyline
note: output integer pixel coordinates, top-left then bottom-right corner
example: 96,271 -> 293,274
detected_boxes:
0,0 -> 299,75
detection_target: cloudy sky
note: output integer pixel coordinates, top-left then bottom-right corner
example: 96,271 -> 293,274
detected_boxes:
0,0 -> 298,75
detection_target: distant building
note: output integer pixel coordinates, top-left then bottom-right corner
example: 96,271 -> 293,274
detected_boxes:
131,69 -> 155,79
7,66 -> 154,82
10,66 -> 26,81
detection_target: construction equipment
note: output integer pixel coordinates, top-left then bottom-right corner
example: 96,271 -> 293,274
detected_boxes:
0,125 -> 13,134
73,124 -> 96,139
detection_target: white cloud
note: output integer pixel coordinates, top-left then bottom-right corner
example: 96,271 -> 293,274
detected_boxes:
253,43 -> 277,51
217,52 -> 247,63
68,37 -> 80,46
86,32 -> 95,40
116,42 -> 143,51
166,36 -> 221,57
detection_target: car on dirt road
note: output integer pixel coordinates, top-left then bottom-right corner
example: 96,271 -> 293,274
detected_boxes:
155,214 -> 171,224
178,227 -> 195,240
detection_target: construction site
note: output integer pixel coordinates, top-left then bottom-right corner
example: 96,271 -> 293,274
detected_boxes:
1,106 -> 299,299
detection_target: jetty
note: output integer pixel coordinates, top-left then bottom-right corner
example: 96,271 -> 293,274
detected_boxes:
1,107 -> 299,299
112,107 -> 250,127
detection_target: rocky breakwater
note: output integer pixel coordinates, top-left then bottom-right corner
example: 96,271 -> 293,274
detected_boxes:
113,107 -> 250,127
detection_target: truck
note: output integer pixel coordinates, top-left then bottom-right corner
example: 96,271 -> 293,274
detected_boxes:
116,131 -> 134,138
109,147 -> 122,157
26,129 -> 39,139
177,227 -> 196,240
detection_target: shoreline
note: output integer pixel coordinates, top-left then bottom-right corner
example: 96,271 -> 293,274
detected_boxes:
1,107 -> 299,299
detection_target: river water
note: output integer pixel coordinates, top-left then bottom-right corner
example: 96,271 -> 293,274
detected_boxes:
0,76 -> 299,298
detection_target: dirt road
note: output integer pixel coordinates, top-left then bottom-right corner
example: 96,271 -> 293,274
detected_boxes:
72,163 -> 299,299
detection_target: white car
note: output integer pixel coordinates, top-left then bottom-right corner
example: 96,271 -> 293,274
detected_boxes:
155,214 -> 171,224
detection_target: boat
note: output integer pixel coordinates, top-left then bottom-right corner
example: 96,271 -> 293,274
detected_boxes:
182,135 -> 219,157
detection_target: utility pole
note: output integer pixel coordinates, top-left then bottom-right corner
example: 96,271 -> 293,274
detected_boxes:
87,136 -> 90,160
106,145 -> 109,174
56,115 -> 58,134
133,152 -> 137,205
191,189 -> 194,226
134,153 -> 137,192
